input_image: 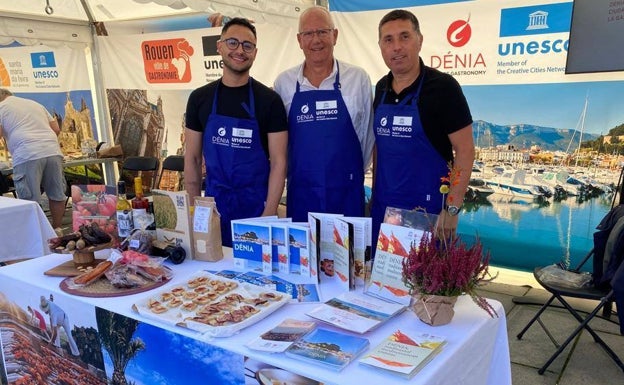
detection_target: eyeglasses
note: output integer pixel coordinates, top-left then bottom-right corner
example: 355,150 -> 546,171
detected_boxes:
298,28 -> 334,40
219,38 -> 256,53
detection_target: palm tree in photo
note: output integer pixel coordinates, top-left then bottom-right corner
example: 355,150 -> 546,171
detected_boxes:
95,308 -> 145,385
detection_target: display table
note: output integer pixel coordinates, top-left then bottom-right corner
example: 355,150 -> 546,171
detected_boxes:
0,196 -> 56,261
0,251 -> 511,385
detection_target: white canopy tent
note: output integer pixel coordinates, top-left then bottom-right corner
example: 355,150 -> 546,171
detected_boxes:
0,0 -> 322,158
0,0 -> 322,46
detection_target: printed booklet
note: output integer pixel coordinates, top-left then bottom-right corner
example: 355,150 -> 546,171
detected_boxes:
359,330 -> 446,378
285,327 -> 369,372
366,208 -> 438,306
246,318 -> 317,353
305,291 -> 405,334
231,216 -> 276,273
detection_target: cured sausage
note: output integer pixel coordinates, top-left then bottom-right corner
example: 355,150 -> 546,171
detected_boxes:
74,261 -> 113,285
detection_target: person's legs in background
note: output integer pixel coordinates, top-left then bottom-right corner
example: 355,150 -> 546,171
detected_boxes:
41,156 -> 67,230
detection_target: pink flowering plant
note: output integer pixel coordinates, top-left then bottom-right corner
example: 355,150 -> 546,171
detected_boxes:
401,163 -> 498,318
402,231 -> 497,317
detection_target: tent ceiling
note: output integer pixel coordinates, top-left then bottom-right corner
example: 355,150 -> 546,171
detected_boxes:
0,0 -> 319,25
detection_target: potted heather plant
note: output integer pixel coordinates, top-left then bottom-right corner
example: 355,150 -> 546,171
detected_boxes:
402,230 -> 497,325
401,163 -> 497,326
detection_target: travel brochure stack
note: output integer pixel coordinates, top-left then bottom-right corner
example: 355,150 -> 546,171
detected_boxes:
230,207 -> 446,374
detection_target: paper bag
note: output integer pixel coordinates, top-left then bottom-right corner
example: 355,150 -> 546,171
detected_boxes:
192,196 -> 223,261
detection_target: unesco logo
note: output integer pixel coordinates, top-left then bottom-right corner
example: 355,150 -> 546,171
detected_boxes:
447,16 -> 472,48
218,127 -> 227,136
380,117 -> 387,127
301,104 -> 309,114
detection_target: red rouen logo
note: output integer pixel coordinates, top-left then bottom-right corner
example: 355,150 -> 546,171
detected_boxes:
447,16 -> 471,48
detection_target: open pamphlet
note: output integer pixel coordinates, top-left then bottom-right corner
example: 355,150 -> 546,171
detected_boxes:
246,318 -> 317,353
359,330 -> 446,378
309,213 -> 372,291
284,327 -> 369,372
305,291 -> 406,334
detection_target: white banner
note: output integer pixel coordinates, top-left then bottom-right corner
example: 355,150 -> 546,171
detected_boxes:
97,23 -> 302,90
332,0 -> 623,85
330,0 -> 624,136
0,45 -> 91,91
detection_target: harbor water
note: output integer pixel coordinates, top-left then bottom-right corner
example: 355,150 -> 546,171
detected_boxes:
458,194 -> 616,273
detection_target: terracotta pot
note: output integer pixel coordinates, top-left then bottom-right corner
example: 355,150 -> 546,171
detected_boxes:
411,294 -> 458,326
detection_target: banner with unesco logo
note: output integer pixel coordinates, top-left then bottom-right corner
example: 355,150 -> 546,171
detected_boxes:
0,44 -> 98,145
331,0 -> 624,139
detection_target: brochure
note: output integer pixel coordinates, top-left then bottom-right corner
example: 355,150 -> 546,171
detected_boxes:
288,222 -> 311,277
231,216 -> 276,273
152,189 -> 193,258
359,330 -> 446,378
270,221 -> 291,274
308,212 -> 344,283
71,184 -> 118,243
246,318 -> 317,353
340,217 -> 372,287
285,327 -> 369,372
305,291 -> 406,334
331,217 -> 353,291
365,208 -> 437,306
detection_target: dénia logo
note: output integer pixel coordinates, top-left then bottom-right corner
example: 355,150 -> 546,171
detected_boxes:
447,15 -> 471,48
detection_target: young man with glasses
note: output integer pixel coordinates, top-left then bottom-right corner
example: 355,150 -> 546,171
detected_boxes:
371,9 -> 474,242
274,6 -> 374,222
184,17 -> 288,247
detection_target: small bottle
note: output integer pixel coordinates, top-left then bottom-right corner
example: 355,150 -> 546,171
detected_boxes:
131,176 -> 149,229
146,201 -> 157,237
116,181 -> 133,238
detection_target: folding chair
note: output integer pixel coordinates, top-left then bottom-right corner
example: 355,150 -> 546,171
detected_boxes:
516,210 -> 624,375
121,156 -> 160,193
156,155 -> 184,191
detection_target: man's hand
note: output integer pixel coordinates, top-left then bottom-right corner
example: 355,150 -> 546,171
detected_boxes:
435,210 -> 459,240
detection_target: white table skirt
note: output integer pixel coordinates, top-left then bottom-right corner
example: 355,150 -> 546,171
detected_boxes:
0,251 -> 511,385
0,196 -> 56,261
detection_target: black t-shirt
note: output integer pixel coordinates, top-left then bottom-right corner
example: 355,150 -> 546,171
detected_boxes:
185,78 -> 288,157
373,61 -> 473,162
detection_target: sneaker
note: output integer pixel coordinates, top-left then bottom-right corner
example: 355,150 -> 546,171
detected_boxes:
54,227 -> 63,237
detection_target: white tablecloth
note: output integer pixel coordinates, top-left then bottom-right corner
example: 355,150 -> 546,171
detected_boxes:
0,197 -> 56,261
0,251 -> 511,385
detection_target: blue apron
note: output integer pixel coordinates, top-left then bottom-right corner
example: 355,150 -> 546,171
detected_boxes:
371,70 -> 448,245
286,64 -> 364,222
203,78 -> 269,247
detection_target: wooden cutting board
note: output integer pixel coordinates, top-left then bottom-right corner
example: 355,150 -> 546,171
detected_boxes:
44,258 -> 107,277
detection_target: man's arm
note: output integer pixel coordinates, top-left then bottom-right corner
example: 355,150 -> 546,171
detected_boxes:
357,73 -> 375,170
436,124 -> 475,239
184,128 -> 204,200
262,131 -> 288,216
447,124 -> 475,207
49,119 -> 60,136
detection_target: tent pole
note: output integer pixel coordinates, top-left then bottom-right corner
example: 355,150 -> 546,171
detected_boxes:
80,0 -> 119,184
